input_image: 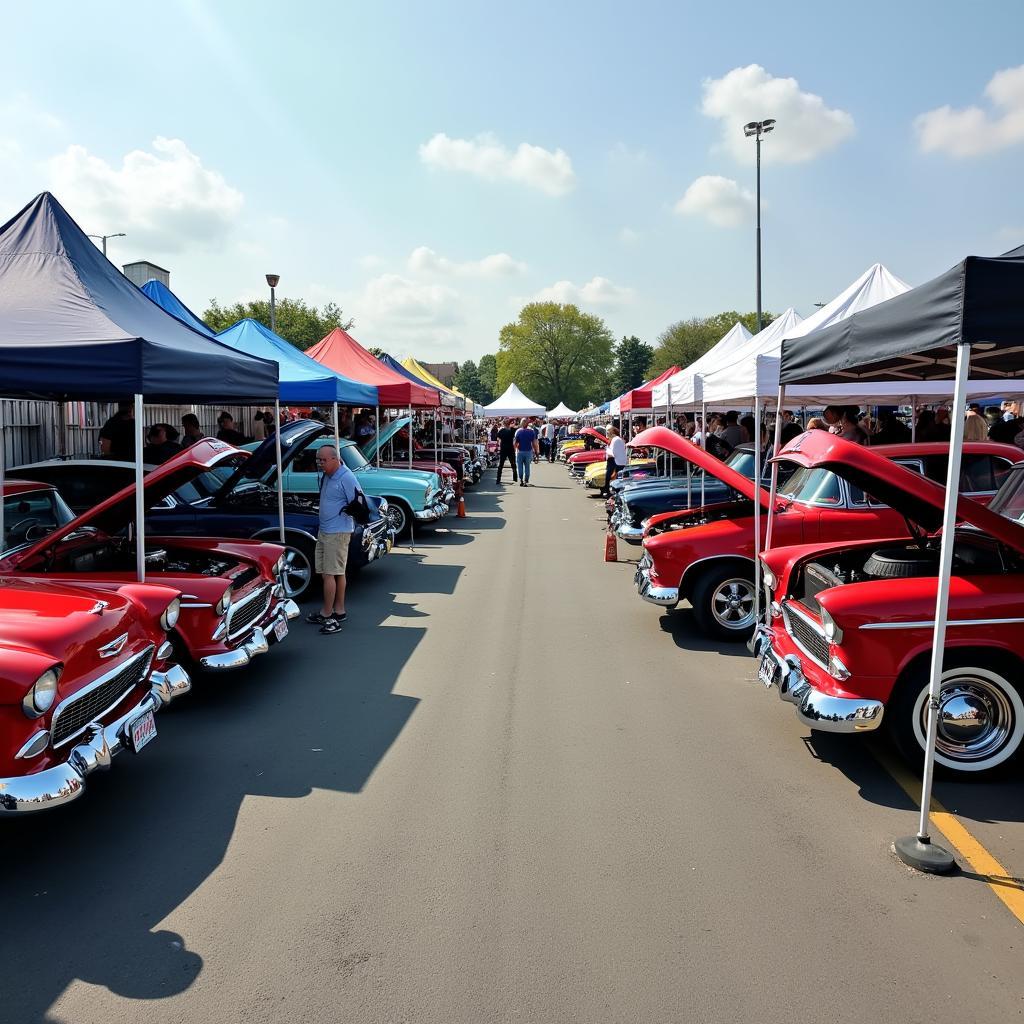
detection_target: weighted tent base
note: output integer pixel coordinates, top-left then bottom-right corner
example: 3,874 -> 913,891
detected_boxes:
893,835 -> 955,874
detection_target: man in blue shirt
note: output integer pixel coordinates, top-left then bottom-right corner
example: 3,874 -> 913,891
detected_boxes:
306,445 -> 362,634
514,418 -> 539,486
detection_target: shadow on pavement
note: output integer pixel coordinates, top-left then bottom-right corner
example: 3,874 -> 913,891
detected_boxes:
0,547 -> 457,1022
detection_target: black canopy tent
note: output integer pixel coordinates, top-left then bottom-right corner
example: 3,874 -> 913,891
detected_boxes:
778,243 -> 1024,873
0,192 -> 280,580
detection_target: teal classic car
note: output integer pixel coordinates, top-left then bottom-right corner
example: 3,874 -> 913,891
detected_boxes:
258,436 -> 451,538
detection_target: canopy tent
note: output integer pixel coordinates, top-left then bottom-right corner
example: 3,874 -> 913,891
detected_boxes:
481,383 -> 547,418
778,241 -> 1024,873
547,401 -> 577,418
651,322 -> 753,408
217,318 -> 378,406
307,328 -> 440,407
619,365 -> 681,413
0,192 -> 278,401
140,278 -> 217,337
377,352 -> 453,406
402,356 -> 468,410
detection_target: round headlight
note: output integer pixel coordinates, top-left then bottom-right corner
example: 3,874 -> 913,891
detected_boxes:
23,666 -> 60,718
215,587 -> 233,616
160,596 -> 181,631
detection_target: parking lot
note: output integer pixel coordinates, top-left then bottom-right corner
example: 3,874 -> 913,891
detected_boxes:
4,466 -> 1022,1024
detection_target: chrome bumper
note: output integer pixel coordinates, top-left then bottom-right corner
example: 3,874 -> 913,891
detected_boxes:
414,500 -> 449,522
616,521 -> 645,543
634,559 -> 679,607
752,627 -> 884,734
0,664 -> 191,814
199,598 -> 298,671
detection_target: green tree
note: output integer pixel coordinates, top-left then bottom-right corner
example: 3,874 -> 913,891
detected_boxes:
497,302 -> 614,409
366,347 -> 387,359
203,297 -> 353,351
452,359 -> 491,404
477,353 -> 497,397
612,335 -> 654,395
649,311 -> 774,375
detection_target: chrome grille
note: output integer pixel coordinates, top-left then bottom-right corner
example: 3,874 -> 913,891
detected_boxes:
51,646 -> 154,747
783,603 -> 829,669
226,583 -> 272,639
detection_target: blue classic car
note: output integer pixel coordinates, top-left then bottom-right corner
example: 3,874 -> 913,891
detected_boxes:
13,421 -> 395,600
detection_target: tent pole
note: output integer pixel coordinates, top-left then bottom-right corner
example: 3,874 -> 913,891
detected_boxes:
134,394 -> 146,583
375,406 -> 380,467
699,381 -> 707,506
765,385 -> 786,552
0,402 -> 5,556
894,346 -> 970,874
333,401 -> 340,453
910,396 -> 918,441
666,383 -> 673,478
274,399 -> 285,544
752,388 -> 761,630
408,404 -> 413,468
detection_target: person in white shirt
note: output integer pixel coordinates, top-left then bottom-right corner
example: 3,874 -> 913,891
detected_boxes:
600,426 -> 628,497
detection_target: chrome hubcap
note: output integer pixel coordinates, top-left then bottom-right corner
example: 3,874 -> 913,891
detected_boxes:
928,676 -> 1015,763
711,578 -> 755,630
281,547 -> 312,598
385,505 -> 406,533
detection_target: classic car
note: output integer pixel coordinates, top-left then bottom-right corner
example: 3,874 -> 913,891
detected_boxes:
14,421 -> 395,601
359,416 -> 460,495
370,420 -> 480,484
0,576 -> 190,813
566,429 -> 609,477
582,454 -> 657,489
633,426 -> 1023,640
753,430 -> 1024,778
1,455 -> 298,672
264,434 -> 451,539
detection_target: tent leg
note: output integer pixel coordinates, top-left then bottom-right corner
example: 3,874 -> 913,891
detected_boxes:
752,393 -> 761,630
700,396 -> 706,506
375,406 -> 380,467
910,395 -> 918,441
408,404 -> 413,468
275,399 -> 285,544
333,401 -> 340,452
134,395 -> 146,583
894,347 -> 969,875
0,402 -> 5,556
765,386 -> 786,552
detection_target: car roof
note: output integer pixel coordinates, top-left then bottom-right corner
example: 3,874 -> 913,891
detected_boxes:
2,478 -> 57,496
864,441 -> 1023,459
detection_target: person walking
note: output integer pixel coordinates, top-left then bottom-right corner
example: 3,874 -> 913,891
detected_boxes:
514,418 -> 539,486
600,426 -> 628,498
306,445 -> 361,635
543,420 -> 557,462
495,418 -> 518,484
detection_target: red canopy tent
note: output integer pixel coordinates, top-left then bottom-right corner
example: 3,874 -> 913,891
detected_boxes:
307,328 -> 440,408
619,366 -> 680,412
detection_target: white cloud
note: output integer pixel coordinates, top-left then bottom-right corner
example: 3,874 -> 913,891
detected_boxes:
358,254 -> 387,270
701,65 -> 854,164
408,245 -> 527,278
619,227 -> 640,244
46,137 -> 243,250
355,273 -> 462,328
532,276 -> 635,308
418,132 -> 576,196
916,65 -> 1024,158
674,175 -> 756,228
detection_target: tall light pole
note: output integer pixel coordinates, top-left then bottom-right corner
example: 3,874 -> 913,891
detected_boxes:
88,232 -> 126,258
743,119 -> 775,333
266,273 -> 280,333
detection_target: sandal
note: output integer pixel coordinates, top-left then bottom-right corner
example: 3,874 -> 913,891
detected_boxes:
305,612 -> 329,625
320,617 -> 344,634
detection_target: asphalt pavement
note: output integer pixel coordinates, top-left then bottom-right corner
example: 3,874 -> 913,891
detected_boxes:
4,462 -> 1022,1024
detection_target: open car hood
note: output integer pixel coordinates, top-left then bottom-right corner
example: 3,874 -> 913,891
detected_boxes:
2,439 -> 247,567
774,431 -> 1024,554
361,416 -> 411,460
580,427 -> 607,445
629,426 -> 771,509
220,418 -> 329,495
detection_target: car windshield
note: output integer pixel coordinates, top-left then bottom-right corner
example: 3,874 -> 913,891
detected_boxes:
3,489 -> 77,553
339,445 -> 369,471
724,449 -> 756,478
987,467 -> 1024,525
178,457 -> 249,502
778,467 -> 843,505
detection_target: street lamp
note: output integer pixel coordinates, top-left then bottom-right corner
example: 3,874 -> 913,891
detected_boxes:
266,274 -> 280,333
88,232 -> 126,258
743,118 -> 775,333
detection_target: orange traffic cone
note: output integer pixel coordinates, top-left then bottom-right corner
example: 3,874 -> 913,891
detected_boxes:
457,495 -> 467,518
604,526 -> 618,562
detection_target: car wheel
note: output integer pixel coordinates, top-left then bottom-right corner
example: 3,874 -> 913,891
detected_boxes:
691,565 -> 756,641
888,658 -> 1024,778
278,538 -> 316,600
383,500 -> 411,539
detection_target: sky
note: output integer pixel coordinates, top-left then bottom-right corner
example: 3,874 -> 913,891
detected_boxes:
2,0 -> 1023,367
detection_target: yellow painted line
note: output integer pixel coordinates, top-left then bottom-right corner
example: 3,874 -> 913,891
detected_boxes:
875,749 -> 1024,925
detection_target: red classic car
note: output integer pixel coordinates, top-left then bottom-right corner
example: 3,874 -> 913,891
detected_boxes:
754,430 -> 1024,778
1,440 -> 299,672
633,426 -> 1023,640
0,576 -> 190,813
566,428 -> 608,478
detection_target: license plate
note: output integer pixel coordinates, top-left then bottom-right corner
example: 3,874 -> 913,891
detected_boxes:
273,618 -> 289,642
128,710 -> 157,753
758,654 -> 778,689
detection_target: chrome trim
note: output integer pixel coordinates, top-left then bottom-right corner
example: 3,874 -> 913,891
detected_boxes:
97,632 -> 129,659
859,617 -> 1024,630
782,601 -> 830,671
199,626 -> 269,671
50,646 -> 155,749
0,663 -> 191,815
635,563 -> 679,607
616,523 -> 645,543
225,583 -> 273,640
180,602 -> 213,609
157,641 -> 174,660
15,731 -> 49,760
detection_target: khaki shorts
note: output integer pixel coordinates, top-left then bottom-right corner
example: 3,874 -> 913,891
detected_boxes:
315,532 -> 351,576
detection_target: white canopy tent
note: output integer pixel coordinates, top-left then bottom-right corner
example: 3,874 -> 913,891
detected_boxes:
650,321 -> 754,409
547,400 -> 578,418
482,382 -> 547,418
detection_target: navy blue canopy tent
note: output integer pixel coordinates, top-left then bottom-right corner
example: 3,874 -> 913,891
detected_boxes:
140,277 -> 217,338
0,193 -> 278,401
217,318 -> 378,406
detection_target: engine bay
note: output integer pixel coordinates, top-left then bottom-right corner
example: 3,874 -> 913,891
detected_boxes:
645,500 -> 753,536
37,536 -> 242,578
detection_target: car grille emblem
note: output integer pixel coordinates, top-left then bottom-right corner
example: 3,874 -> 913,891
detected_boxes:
98,632 -> 129,658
